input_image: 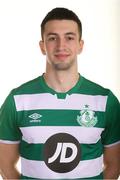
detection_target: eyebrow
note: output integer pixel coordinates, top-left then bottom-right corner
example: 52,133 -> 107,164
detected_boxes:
47,33 -> 57,36
65,32 -> 76,36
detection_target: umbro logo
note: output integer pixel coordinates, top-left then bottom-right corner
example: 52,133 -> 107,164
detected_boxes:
28,113 -> 42,123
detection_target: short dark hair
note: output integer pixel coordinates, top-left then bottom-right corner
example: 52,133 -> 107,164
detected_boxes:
41,7 -> 82,40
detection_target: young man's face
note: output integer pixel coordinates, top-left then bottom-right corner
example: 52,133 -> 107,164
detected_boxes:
40,20 -> 84,71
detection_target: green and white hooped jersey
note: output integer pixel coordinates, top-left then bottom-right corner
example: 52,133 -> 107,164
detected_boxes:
0,75 -> 120,179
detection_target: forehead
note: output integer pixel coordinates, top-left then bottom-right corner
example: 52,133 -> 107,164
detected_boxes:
44,20 -> 79,35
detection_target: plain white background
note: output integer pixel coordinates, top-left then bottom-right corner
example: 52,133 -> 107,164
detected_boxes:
0,0 -> 120,179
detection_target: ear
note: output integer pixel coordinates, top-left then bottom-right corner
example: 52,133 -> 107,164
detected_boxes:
78,40 -> 84,54
39,40 -> 46,55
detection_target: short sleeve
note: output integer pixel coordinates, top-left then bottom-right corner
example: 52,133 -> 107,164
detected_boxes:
101,91 -> 120,146
0,90 -> 21,142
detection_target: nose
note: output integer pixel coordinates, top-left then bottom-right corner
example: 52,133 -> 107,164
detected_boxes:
57,38 -> 66,50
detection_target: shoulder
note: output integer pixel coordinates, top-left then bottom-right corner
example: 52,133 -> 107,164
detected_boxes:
82,77 -> 119,103
0,76 -> 42,108
81,76 -> 110,96
11,76 -> 43,95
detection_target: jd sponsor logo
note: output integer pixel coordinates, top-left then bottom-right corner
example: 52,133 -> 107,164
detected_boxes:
28,113 -> 42,123
44,133 -> 81,173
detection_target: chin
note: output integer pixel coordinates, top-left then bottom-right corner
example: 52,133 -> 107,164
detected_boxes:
53,63 -> 72,71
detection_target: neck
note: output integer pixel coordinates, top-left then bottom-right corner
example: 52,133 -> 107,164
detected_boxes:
44,67 -> 79,93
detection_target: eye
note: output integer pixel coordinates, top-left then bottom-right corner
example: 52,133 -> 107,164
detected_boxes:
47,36 -> 57,41
66,36 -> 75,41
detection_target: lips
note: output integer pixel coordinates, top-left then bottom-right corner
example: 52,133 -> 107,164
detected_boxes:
54,54 -> 70,59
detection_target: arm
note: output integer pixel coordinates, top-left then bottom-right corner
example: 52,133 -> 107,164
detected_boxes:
103,143 -> 120,179
0,143 -> 20,179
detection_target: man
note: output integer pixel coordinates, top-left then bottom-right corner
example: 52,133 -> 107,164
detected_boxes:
0,7 -> 120,179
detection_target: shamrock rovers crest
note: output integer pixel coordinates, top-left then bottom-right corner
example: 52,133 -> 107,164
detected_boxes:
77,105 -> 98,127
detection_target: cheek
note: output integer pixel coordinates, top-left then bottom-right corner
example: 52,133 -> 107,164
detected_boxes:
45,44 -> 54,52
70,42 -> 79,51
72,46 -> 80,54
75,44 -> 82,54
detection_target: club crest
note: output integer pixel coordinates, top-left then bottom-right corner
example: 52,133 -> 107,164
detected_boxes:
77,105 -> 98,127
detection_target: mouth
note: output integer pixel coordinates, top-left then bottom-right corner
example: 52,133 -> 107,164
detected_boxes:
54,54 -> 70,60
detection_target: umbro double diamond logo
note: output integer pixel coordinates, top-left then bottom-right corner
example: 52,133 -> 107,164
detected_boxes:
29,113 -> 42,123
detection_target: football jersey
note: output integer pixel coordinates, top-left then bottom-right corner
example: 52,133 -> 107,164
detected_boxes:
0,74 -> 120,179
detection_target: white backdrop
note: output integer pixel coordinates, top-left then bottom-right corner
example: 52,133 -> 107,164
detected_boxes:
0,0 -> 120,179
